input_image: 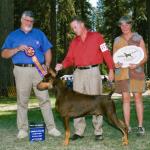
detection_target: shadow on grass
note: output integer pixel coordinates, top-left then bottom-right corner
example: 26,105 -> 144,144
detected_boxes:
0,96 -> 150,150
1,97 -> 150,131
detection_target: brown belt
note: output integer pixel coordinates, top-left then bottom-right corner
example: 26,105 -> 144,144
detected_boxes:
77,64 -> 98,70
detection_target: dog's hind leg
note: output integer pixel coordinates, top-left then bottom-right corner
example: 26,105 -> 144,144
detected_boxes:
63,117 -> 70,146
106,112 -> 128,145
118,120 -> 128,145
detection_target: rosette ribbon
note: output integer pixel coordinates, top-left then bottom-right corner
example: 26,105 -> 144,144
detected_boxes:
25,47 -> 47,77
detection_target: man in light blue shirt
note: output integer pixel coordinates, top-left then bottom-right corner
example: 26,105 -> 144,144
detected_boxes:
1,11 -> 61,139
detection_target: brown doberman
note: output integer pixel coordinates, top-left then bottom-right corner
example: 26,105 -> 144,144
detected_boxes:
37,69 -> 128,146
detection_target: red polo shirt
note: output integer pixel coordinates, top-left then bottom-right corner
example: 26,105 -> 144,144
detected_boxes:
62,31 -> 114,69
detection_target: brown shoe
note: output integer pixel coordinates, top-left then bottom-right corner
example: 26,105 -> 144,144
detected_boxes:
70,134 -> 84,140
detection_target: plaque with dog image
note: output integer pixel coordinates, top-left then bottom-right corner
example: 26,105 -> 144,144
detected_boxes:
113,45 -> 144,68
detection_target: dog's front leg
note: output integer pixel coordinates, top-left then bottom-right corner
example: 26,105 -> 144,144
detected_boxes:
63,117 -> 70,146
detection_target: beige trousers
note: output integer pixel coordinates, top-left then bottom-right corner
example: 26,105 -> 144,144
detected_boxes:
13,65 -> 56,131
73,66 -> 103,136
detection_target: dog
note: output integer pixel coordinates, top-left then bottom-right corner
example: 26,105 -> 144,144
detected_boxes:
37,69 -> 128,146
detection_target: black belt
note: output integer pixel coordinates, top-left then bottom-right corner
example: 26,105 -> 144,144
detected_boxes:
15,64 -> 35,67
77,64 -> 98,70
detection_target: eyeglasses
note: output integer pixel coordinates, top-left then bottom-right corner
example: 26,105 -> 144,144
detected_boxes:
22,18 -> 34,23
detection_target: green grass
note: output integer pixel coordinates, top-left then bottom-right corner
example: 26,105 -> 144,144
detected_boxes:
0,96 -> 150,150
0,96 -> 56,106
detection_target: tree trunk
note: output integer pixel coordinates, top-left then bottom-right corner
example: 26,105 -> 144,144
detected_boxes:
50,0 -> 57,67
146,0 -> 150,78
81,0 -> 85,19
0,0 -> 14,97
63,21 -> 67,55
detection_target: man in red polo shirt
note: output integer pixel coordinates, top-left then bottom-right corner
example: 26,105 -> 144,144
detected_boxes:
55,17 -> 114,141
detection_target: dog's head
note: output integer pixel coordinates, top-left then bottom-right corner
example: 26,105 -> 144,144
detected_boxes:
37,68 -> 66,91
37,68 -> 57,91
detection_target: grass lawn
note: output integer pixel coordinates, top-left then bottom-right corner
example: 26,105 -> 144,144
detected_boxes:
0,95 -> 150,150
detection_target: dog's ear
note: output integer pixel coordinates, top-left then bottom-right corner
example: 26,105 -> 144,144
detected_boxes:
47,68 -> 57,78
56,71 -> 64,79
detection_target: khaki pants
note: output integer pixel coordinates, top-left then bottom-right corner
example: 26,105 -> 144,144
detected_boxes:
13,65 -> 56,131
73,66 -> 103,136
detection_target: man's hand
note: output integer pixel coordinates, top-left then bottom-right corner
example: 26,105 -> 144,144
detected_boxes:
55,63 -> 63,71
1,44 -> 29,59
42,64 -> 49,73
17,45 -> 29,51
108,69 -> 114,82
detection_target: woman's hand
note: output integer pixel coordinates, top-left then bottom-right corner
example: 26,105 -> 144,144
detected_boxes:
115,62 -> 122,68
129,64 -> 137,69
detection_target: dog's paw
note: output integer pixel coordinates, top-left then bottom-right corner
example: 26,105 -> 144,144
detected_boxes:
122,137 -> 128,145
63,140 -> 69,146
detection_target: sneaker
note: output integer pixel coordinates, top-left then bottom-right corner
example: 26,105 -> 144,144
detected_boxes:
48,128 -> 61,137
17,130 -> 28,139
128,126 -> 132,134
95,135 -> 104,141
137,127 -> 145,136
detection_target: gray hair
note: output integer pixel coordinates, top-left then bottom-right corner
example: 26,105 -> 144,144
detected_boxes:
21,11 -> 34,20
118,16 -> 132,26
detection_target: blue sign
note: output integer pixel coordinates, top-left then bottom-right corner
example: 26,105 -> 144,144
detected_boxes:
29,123 -> 45,142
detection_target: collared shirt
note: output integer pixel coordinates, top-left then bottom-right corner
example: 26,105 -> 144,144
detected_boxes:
1,28 -> 52,64
62,31 -> 114,69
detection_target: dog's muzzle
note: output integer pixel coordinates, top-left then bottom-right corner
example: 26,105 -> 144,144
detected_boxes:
37,81 -> 51,91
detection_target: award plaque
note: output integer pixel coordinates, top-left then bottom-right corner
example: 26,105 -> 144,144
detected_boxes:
113,45 -> 144,68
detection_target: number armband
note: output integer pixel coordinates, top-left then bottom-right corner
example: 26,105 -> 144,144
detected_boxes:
100,43 -> 109,52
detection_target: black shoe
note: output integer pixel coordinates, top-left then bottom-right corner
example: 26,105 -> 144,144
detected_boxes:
95,135 -> 104,141
70,134 -> 84,141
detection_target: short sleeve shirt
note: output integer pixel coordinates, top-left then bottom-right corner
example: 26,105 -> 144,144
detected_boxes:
1,28 -> 53,64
